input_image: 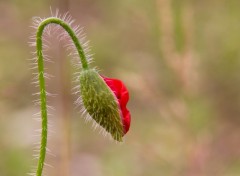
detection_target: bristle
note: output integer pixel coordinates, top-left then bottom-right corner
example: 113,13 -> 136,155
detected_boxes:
29,8 -> 94,175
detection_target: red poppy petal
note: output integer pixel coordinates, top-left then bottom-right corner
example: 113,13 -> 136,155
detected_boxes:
122,108 -> 131,133
119,86 -> 129,107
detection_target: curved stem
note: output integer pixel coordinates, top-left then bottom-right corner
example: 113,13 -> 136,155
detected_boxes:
36,17 -> 89,176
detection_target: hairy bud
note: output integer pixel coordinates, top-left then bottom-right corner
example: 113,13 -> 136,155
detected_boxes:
80,69 -> 124,141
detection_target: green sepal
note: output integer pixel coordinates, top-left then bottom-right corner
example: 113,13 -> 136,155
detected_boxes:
79,69 -> 124,141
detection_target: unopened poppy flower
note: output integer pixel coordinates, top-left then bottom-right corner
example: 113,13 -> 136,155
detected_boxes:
79,69 -> 131,142
31,14 -> 132,176
101,76 -> 131,134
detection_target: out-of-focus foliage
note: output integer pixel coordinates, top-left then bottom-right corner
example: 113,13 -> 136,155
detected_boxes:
0,0 -> 240,176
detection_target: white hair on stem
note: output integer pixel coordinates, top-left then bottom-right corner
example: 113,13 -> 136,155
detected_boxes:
29,8 -> 98,176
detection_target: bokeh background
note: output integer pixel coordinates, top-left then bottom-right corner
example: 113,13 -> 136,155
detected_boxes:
1,0 -> 240,176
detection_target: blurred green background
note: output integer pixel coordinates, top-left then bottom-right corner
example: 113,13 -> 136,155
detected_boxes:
1,0 -> 240,176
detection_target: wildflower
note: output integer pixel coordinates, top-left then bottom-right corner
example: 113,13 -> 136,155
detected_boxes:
79,69 -> 131,141
101,76 -> 131,134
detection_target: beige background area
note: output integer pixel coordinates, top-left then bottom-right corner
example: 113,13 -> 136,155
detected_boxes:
0,0 -> 240,176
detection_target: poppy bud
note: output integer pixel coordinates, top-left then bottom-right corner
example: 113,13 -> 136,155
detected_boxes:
79,69 -> 131,142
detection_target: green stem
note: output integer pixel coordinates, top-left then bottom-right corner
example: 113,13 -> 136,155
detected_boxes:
36,17 -> 89,176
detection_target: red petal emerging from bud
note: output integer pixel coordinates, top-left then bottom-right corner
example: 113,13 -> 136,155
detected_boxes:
101,76 -> 131,134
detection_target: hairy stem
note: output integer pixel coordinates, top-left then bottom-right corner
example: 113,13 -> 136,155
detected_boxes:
36,17 -> 89,176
